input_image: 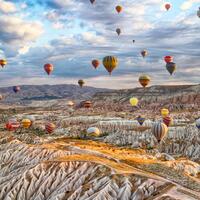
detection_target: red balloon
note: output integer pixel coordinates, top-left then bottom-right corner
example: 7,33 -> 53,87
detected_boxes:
6,121 -> 20,131
165,3 -> 171,11
45,122 -> 56,134
163,116 -> 173,127
44,63 -> 54,75
92,59 -> 100,69
164,56 -> 173,63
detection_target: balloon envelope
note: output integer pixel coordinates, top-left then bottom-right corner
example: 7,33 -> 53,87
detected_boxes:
67,101 -> 74,107
136,116 -> 145,126
141,50 -> 148,58
90,0 -> 95,4
166,62 -> 176,75
116,5 -> 122,13
78,80 -> 85,87
164,56 -> 173,63
152,122 -> 168,142
103,56 -> 118,75
83,101 -> 92,108
197,8 -> 200,18
87,127 -> 100,136
196,118 -> 200,129
161,108 -> 169,117
0,59 -> 7,67
22,119 -> 31,129
92,59 -> 100,69
165,3 -> 171,10
13,86 -> 20,93
45,122 -> 56,134
163,116 -> 173,127
130,97 -> 138,106
44,63 -> 53,75
116,28 -> 121,35
6,118 -> 20,131
139,75 -> 150,87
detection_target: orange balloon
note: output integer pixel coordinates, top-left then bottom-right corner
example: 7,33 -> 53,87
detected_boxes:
44,63 -> 54,75
116,5 -> 122,13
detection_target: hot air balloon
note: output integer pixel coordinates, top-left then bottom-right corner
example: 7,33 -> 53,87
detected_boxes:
133,40 -> 135,43
152,122 -> 168,143
25,115 -> 35,126
197,7 -> 200,18
13,86 -> 20,93
6,118 -> 20,131
6,122 -> 13,131
87,127 -> 100,137
166,62 -> 176,75
116,5 -> 122,13
103,56 -> 118,75
90,0 -> 95,4
130,97 -> 138,107
67,101 -> 74,107
164,56 -> 173,63
139,75 -> 151,88
22,119 -> 31,129
92,59 -> 100,69
141,50 -> 148,58
0,59 -> 7,67
116,28 -> 121,36
83,101 -> 92,108
161,108 -> 169,117
196,118 -> 200,129
45,122 -> 56,134
78,79 -> 85,88
163,116 -> 173,127
165,3 -> 171,11
44,63 -> 53,75
136,116 -> 145,126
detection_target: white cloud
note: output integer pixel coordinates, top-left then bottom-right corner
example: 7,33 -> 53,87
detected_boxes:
0,15 -> 43,55
180,0 -> 200,10
0,0 -> 16,13
81,32 -> 106,45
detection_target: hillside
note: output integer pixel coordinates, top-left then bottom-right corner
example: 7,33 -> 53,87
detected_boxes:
93,84 -> 200,112
0,84 -> 111,105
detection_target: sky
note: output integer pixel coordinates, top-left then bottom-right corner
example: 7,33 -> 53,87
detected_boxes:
0,0 -> 200,89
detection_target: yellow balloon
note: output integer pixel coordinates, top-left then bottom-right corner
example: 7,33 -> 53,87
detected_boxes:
161,108 -> 169,117
22,119 -> 31,129
130,97 -> 139,106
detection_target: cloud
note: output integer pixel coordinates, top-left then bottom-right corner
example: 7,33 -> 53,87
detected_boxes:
0,15 -> 43,56
0,0 -> 16,13
0,0 -> 199,89
180,0 -> 200,10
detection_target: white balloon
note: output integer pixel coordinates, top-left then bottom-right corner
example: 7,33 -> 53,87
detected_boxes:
87,127 -> 100,136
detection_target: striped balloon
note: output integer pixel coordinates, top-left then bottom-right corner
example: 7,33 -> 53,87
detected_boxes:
45,122 -> 56,134
163,116 -> 173,127
196,118 -> 200,129
151,122 -> 168,143
103,56 -> 118,75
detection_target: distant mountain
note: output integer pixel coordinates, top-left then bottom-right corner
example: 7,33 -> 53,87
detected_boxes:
0,84 -> 199,108
93,84 -> 200,109
0,84 -> 111,105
